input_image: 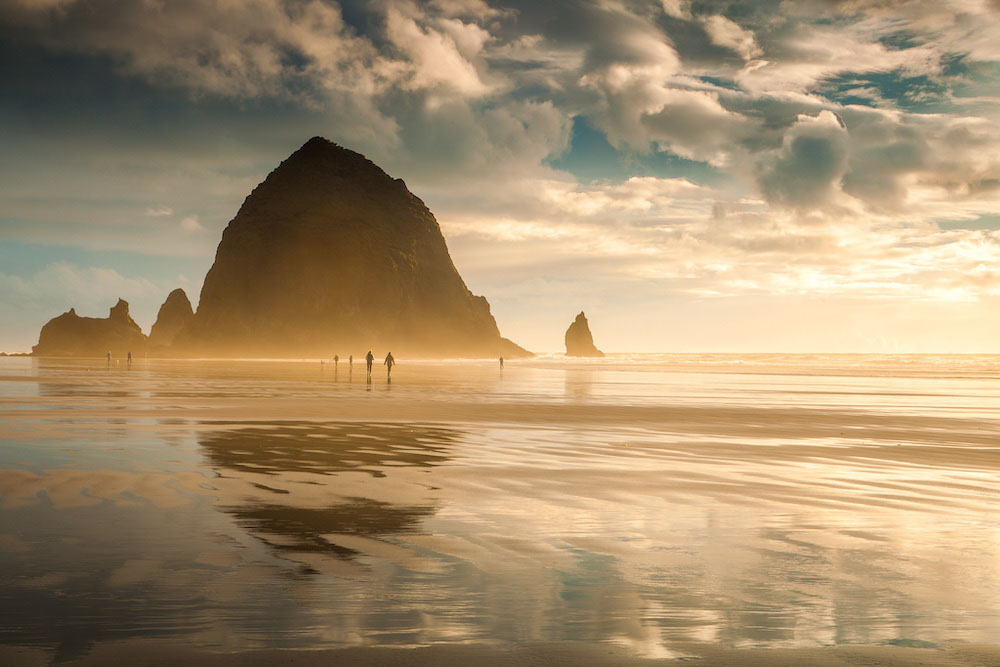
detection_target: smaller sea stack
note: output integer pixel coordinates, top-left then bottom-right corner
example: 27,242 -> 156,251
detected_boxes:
32,299 -> 147,357
565,311 -> 604,357
148,289 -> 194,349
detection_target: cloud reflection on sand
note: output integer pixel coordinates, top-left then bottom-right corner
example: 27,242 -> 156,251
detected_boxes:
2,357 -> 1000,662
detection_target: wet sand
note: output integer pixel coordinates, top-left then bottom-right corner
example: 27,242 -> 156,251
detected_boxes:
5,641 -> 1000,666
1,356 -> 999,664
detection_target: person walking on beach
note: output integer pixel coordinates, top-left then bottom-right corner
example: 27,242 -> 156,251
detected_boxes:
106,351 -> 111,367
384,351 -> 395,379
499,356 -> 504,369
127,351 -> 132,368
333,354 -> 339,370
365,350 -> 374,378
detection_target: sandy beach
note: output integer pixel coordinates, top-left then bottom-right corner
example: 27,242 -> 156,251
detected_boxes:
4,640 -> 1000,666
1,355 -> 999,665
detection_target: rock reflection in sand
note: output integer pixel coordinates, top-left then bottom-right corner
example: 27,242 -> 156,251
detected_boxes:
200,422 -> 448,567
199,422 -> 456,477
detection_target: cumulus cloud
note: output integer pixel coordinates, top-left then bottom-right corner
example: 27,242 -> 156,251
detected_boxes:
383,3 -> 492,98
701,15 -> 761,61
22,0 -> 376,98
757,110 -> 850,210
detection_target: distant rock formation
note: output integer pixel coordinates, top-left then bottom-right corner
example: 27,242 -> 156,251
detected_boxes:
565,311 -> 604,357
173,136 -> 530,358
148,289 -> 194,349
32,299 -> 147,357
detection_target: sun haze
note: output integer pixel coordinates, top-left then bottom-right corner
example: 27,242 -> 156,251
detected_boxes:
3,2 -> 1000,352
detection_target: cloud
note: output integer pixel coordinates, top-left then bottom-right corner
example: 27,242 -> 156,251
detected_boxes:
144,207 -> 173,217
383,3 -> 492,98
27,0 -> 376,99
179,215 -> 203,232
756,110 -> 850,210
701,15 -> 761,61
660,0 -> 691,20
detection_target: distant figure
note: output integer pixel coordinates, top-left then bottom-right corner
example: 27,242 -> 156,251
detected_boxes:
127,351 -> 132,368
106,351 -> 111,366
334,354 -> 339,370
365,350 -> 374,378
499,356 -> 504,369
349,354 -> 353,369
384,351 -> 395,379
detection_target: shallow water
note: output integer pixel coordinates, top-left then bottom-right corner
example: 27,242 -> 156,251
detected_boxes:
1,355 -> 999,660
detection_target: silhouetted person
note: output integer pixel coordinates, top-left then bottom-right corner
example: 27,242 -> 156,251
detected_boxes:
384,351 -> 395,379
334,354 -> 339,370
106,351 -> 111,367
499,356 -> 504,369
365,350 -> 374,378
349,354 -> 353,369
127,351 -> 132,368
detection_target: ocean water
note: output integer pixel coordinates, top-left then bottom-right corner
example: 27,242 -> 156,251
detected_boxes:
1,354 -> 999,660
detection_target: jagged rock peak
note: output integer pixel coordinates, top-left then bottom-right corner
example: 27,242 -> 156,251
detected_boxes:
565,311 -> 604,357
149,289 -> 195,348
109,298 -> 131,320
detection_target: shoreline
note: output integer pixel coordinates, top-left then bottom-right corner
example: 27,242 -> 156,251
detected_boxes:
4,641 -> 1000,666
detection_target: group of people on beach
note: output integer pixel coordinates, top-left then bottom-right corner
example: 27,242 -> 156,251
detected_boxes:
106,351 -> 133,368
327,350 -> 395,380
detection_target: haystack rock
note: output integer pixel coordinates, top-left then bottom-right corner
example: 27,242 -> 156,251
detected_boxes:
32,299 -> 147,357
148,288 -> 194,348
173,136 -> 530,358
565,311 -> 604,357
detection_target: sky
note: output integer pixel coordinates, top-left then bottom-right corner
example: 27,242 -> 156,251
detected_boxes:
3,0 -> 1000,353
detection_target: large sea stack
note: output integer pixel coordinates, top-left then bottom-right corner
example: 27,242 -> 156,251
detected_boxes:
174,137 -> 527,358
33,299 -> 147,357
148,289 -> 194,349
565,311 -> 604,357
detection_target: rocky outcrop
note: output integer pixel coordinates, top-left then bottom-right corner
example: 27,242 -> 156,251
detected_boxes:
499,337 -> 531,358
32,299 -> 147,357
173,136 -> 530,358
148,289 -> 194,348
565,311 -> 604,357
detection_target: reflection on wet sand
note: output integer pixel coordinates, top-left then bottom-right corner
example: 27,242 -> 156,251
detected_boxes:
198,422 -> 455,576
199,422 -> 457,477
0,421 -> 465,660
3,357 -> 1000,664
232,499 -> 435,562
